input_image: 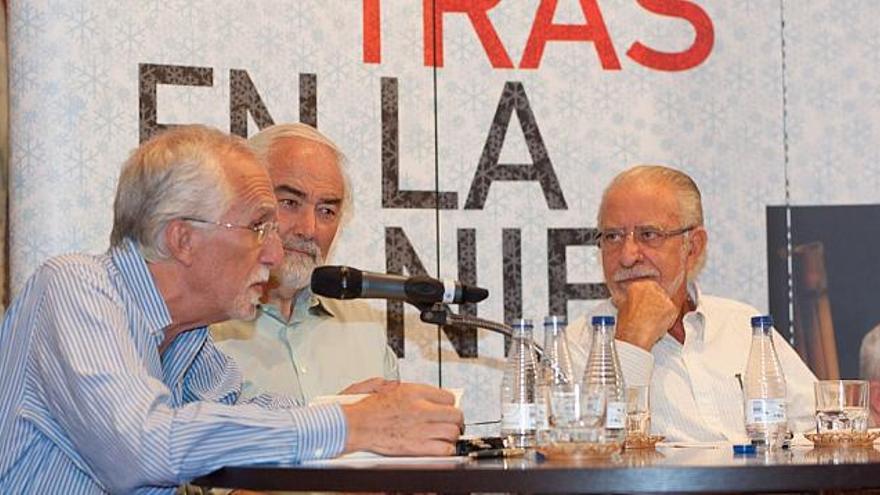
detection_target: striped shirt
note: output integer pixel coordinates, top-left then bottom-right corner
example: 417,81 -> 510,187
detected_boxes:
0,240 -> 347,494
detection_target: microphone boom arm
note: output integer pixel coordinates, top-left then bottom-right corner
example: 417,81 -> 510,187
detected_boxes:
417,303 -> 543,356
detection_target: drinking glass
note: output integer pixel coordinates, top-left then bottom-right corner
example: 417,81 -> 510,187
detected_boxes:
814,380 -> 869,434
626,385 -> 651,438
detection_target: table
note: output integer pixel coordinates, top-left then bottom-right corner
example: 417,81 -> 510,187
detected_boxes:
194,445 -> 880,493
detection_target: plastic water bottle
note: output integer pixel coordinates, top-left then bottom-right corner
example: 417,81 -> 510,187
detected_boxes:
743,315 -> 788,449
501,318 -> 539,448
536,316 -> 577,446
580,315 -> 627,446
540,316 -> 578,428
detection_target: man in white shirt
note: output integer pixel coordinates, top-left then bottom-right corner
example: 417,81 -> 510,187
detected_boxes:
568,164 -> 816,443
212,123 -> 398,404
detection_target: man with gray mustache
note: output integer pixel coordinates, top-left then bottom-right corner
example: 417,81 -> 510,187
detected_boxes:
211,123 -> 398,405
567,165 -> 816,443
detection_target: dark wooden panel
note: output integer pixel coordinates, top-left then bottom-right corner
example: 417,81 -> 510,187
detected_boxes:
194,446 -> 880,493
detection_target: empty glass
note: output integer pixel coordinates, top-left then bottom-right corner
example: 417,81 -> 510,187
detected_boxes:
626,385 -> 651,438
814,380 -> 869,434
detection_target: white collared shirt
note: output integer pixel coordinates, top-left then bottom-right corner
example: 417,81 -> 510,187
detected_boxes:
567,284 -> 817,443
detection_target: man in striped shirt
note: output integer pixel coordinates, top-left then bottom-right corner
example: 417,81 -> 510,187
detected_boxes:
0,125 -> 462,494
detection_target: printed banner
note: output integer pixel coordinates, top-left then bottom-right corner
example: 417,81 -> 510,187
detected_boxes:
8,0 -> 880,426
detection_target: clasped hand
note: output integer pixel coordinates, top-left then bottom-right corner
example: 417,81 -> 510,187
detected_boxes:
613,280 -> 679,351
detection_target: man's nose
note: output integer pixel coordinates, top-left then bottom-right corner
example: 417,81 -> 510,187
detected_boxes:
618,232 -> 643,267
260,231 -> 283,267
292,209 -> 317,238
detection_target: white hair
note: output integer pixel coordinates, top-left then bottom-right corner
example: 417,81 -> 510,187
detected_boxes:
598,164 -> 706,280
248,123 -> 353,223
110,125 -> 253,261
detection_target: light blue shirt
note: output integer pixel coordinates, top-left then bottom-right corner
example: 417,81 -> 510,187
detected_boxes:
0,240 -> 346,494
212,292 -> 399,405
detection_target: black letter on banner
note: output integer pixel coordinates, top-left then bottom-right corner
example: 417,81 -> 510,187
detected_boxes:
547,228 -> 609,317
447,229 -> 478,358
502,228 -> 523,355
385,226 -> 431,357
381,77 -> 457,209
139,63 -> 212,143
300,73 -> 317,128
465,82 -> 566,210
229,69 -> 275,138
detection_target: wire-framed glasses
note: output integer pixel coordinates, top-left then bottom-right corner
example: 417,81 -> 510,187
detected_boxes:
182,217 -> 279,244
597,225 -> 696,251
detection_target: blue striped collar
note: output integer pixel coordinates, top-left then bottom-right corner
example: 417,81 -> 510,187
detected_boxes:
110,239 -> 173,340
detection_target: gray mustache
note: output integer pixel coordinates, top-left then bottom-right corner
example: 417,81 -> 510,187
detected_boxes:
283,238 -> 319,258
613,266 -> 659,282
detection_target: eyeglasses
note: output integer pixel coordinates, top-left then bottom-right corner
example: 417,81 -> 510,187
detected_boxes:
182,217 -> 280,244
598,225 -> 696,251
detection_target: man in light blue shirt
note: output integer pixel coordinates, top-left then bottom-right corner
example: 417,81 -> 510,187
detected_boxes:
212,124 -> 398,404
0,126 -> 462,494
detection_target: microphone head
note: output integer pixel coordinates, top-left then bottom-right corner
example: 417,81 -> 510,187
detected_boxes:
462,285 -> 489,303
311,265 -> 363,299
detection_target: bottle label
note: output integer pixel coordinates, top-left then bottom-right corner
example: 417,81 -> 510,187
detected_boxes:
535,398 -> 549,429
746,398 -> 787,424
502,403 -> 536,430
549,390 -> 579,425
605,401 -> 626,429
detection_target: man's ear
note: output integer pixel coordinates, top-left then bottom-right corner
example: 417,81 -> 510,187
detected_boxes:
686,226 -> 707,268
164,220 -> 196,266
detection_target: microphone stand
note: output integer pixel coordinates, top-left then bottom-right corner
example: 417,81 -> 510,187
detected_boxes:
416,302 -> 544,357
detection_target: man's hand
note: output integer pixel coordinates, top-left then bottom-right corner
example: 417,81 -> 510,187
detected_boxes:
339,377 -> 399,395
341,382 -> 463,456
612,280 -> 679,351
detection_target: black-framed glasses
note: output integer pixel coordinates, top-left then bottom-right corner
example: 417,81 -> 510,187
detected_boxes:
598,225 -> 696,251
182,217 -> 279,244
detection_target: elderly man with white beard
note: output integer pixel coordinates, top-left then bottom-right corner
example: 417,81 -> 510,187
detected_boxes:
567,165 -> 816,443
211,124 -> 398,405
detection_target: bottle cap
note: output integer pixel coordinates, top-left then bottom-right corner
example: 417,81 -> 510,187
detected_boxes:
591,315 -> 615,326
750,315 -> 773,328
543,315 -> 567,327
733,444 -> 756,454
512,318 -> 533,329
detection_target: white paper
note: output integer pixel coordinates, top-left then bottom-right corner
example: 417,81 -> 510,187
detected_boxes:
302,451 -> 469,466
310,388 -> 463,408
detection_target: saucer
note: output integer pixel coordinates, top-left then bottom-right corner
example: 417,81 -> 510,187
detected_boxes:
625,434 -> 665,450
804,431 -> 880,448
537,441 -> 623,459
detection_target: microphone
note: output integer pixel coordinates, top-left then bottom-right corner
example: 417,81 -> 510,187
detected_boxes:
311,265 -> 489,305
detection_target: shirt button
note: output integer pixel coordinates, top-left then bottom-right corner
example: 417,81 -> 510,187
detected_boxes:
300,367 -> 307,374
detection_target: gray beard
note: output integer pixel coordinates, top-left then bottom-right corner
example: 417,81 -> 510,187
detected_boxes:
276,250 -> 324,292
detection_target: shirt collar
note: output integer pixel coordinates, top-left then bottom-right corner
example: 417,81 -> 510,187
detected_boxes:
682,282 -> 708,342
258,287 -> 334,325
110,239 -> 172,340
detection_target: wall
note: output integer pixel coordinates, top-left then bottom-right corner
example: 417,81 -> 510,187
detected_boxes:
8,0 -> 880,427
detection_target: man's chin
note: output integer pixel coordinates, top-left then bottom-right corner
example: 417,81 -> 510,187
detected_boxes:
614,277 -> 658,293
227,302 -> 259,322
